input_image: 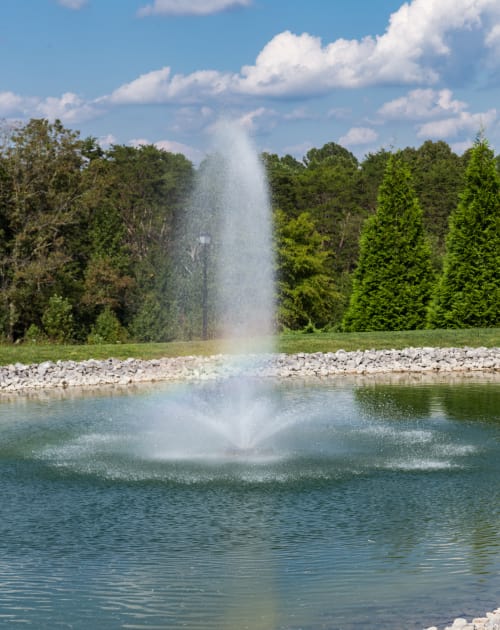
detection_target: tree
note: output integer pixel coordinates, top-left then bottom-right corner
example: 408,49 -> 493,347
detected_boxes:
275,209 -> 338,330
41,294 -> 74,343
303,142 -> 358,169
295,147 -> 362,276
400,141 -> 465,265
262,152 -> 304,218
78,144 -> 193,340
428,137 -> 500,328
343,154 -> 434,331
0,119 -> 86,339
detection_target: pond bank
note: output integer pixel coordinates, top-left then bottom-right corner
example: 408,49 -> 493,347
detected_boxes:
424,606 -> 500,629
0,345 -> 499,394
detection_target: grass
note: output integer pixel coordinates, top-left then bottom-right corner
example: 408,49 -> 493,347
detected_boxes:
0,328 -> 498,366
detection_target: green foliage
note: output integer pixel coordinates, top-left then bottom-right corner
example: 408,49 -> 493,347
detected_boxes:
24,323 -> 46,345
303,142 -> 358,169
0,117 -> 495,342
130,293 -> 175,342
42,295 -> 74,343
343,155 -> 434,331
87,307 -> 127,344
275,209 -> 339,330
428,137 -> 500,328
400,140 -> 466,264
0,119 -> 86,339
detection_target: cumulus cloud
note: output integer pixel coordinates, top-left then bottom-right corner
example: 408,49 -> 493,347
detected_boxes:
106,66 -> 236,104
108,0 -> 500,105
338,127 -> 378,146
0,91 -> 27,116
235,107 -> 279,133
417,109 -> 497,138
0,90 -> 100,124
35,92 -> 100,123
378,89 -> 467,120
236,0 -> 500,95
57,0 -> 87,9
137,0 -> 251,17
377,87 -> 497,140
97,134 -> 117,149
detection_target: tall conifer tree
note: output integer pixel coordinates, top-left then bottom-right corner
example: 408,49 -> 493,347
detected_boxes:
428,137 -> 500,328
343,154 -> 434,331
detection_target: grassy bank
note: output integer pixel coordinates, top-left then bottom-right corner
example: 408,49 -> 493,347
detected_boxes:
0,328 -> 498,366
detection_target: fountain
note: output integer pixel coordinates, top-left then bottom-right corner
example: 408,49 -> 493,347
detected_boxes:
0,123 -> 499,629
174,120 -> 278,457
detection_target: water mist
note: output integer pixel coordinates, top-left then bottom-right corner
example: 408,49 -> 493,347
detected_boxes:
180,121 -> 277,453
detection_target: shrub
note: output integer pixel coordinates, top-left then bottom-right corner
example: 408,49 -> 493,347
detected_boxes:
41,295 -> 74,343
87,307 -> 127,344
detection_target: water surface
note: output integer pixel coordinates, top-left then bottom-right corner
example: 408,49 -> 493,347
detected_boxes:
0,377 -> 499,629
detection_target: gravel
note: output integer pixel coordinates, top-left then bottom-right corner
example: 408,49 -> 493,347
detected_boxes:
0,345 -> 498,393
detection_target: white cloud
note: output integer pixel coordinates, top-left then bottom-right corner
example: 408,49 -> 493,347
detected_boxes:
34,92 -> 100,123
417,109 -> 497,138
236,0 -> 500,95
97,134 -> 117,149
107,0 -> 500,105
106,66 -> 235,104
0,91 -> 26,116
137,0 -> 251,17
0,90 -> 99,124
450,140 -> 474,154
338,127 -> 378,146
485,22 -> 500,58
57,0 -> 87,9
378,88 -> 498,142
236,107 -> 278,133
378,89 -> 467,120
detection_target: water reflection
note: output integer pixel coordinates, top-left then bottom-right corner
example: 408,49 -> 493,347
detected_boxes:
0,376 -> 499,629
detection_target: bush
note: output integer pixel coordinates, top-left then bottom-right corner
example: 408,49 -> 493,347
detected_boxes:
41,295 -> 74,343
87,307 -> 127,344
24,323 -> 46,344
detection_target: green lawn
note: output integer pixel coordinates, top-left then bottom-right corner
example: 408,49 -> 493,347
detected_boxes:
0,328 -> 498,366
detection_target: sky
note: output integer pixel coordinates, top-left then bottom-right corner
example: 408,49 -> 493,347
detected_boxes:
1,0 -> 500,164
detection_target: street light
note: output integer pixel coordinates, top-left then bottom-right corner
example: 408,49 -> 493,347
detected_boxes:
198,233 -> 211,340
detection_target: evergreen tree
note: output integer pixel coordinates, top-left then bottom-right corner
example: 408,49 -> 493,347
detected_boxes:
343,155 -> 434,331
428,137 -> 500,328
275,210 -> 338,330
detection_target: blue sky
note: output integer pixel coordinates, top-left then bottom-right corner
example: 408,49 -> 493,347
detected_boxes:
2,0 -> 500,163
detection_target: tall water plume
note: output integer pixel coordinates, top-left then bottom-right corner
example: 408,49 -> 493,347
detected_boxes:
190,121 -> 275,350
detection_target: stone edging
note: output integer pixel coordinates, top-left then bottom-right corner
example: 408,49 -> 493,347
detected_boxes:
0,345 -> 498,393
424,606 -> 500,630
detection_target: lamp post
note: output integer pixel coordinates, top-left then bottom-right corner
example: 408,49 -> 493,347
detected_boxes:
198,233 -> 211,340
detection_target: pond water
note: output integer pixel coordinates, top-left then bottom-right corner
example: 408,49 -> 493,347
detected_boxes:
0,377 -> 499,629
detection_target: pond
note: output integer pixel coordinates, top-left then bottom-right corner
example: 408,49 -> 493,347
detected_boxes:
0,376 -> 499,629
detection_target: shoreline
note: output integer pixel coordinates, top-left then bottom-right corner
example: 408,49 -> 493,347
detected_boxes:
0,345 -> 498,395
0,347 -> 499,629
424,607 -> 500,630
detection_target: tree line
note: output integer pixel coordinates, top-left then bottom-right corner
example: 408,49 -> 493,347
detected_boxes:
0,118 -> 498,343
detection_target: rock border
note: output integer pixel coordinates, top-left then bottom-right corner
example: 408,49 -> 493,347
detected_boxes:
0,345 -> 498,394
424,606 -> 500,630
